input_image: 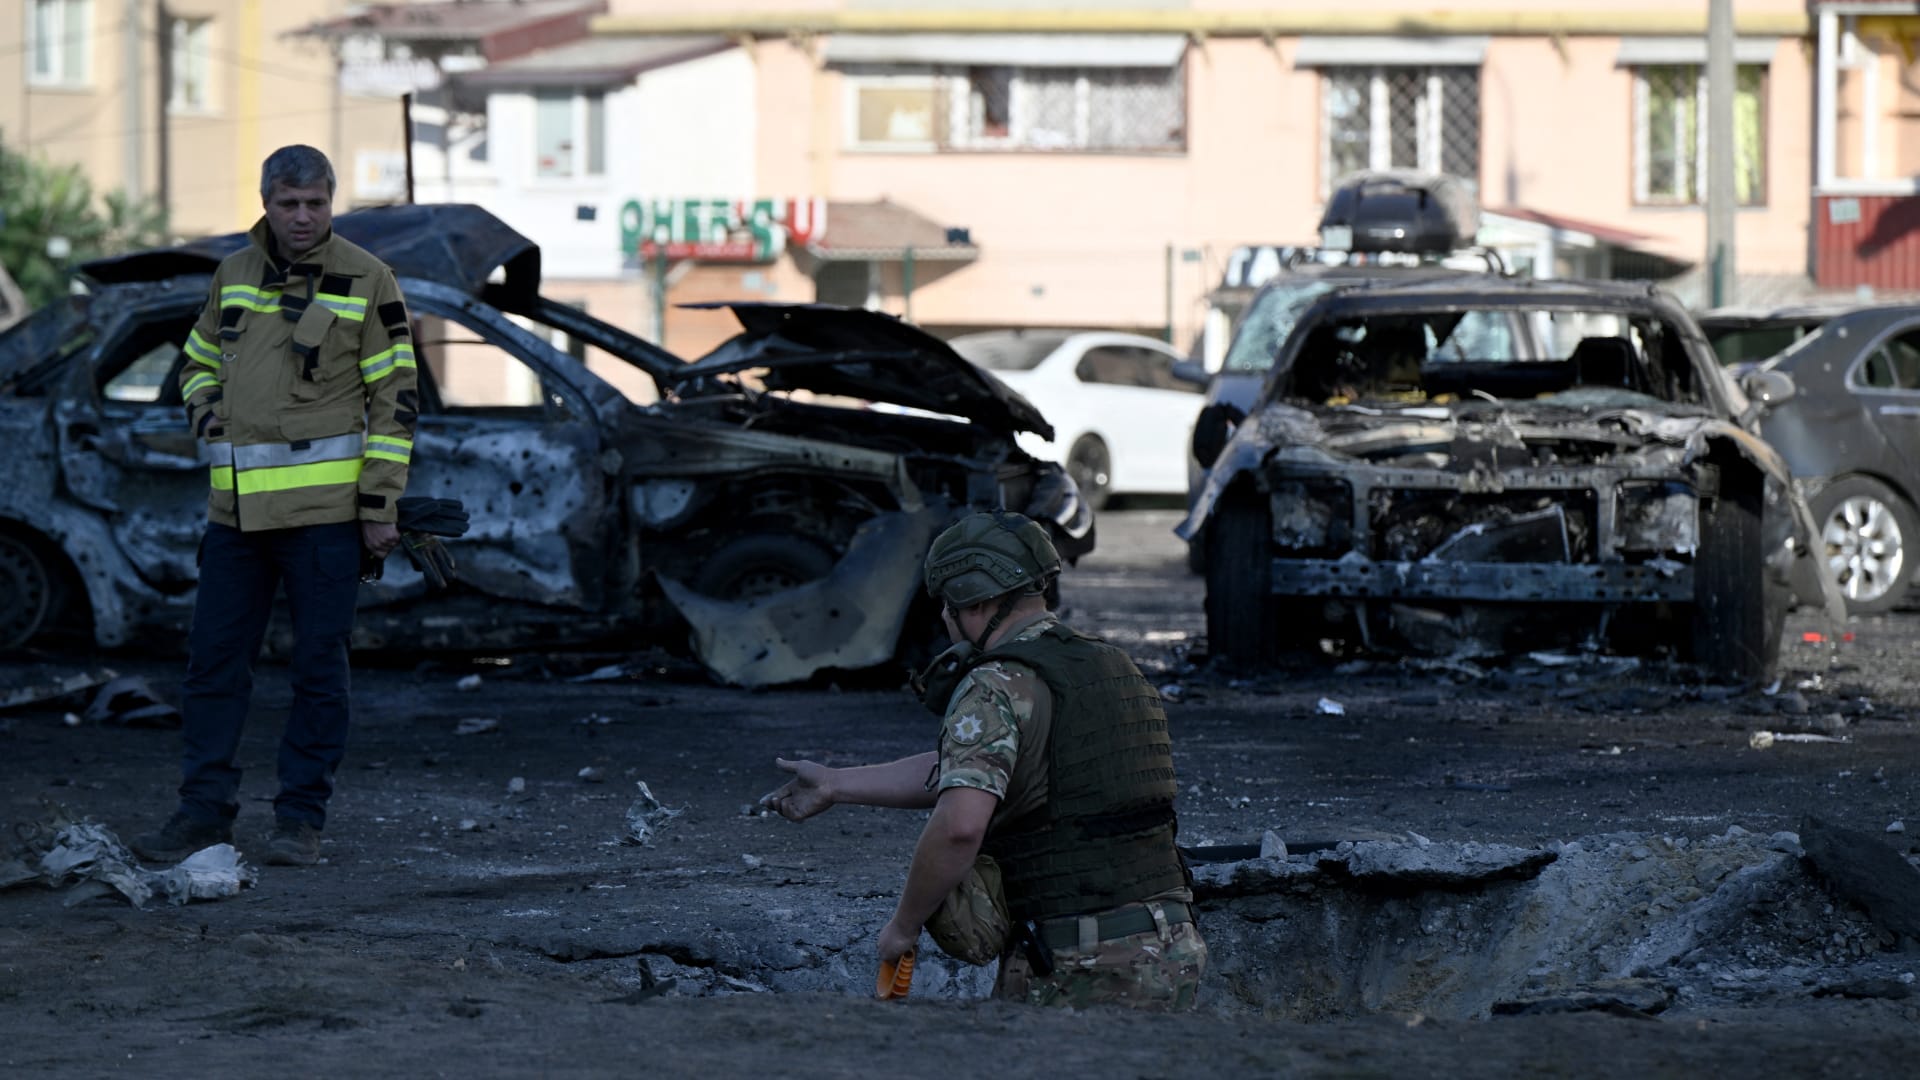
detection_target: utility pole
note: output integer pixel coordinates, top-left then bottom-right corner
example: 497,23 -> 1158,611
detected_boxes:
156,0 -> 172,223
122,0 -> 144,199
1706,0 -> 1736,308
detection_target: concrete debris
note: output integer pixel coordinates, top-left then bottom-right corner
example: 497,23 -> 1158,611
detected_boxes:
1889,821 -> 1907,834
61,713 -> 80,727
1189,835 -> 1555,898
1799,815 -> 1920,942
507,777 -> 526,795
454,718 -> 499,736
1159,683 -> 1186,704
456,675 -> 484,692
81,675 -> 182,728
578,767 -> 606,784
623,781 -> 684,846
570,664 -> 630,683
1749,730 -> 1850,749
0,668 -> 118,712
1317,697 -> 1346,716
1259,830 -> 1288,859
1,805 -> 255,908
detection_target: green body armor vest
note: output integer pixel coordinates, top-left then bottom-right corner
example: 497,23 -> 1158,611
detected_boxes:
953,623 -> 1188,924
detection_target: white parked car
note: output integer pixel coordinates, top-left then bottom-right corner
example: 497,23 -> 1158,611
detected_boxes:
950,330 -> 1205,508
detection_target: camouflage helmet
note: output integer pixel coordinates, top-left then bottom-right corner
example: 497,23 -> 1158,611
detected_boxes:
923,511 -> 1062,608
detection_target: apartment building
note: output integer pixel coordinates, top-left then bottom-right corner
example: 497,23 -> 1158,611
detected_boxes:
0,0 -> 419,239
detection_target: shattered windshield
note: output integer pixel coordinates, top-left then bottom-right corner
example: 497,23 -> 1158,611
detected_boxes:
1221,281 -> 1338,374
1277,307 -> 1707,411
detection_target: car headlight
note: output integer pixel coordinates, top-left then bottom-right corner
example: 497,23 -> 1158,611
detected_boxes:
1613,481 -> 1698,556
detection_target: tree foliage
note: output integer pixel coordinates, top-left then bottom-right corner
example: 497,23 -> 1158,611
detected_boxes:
0,142 -> 170,312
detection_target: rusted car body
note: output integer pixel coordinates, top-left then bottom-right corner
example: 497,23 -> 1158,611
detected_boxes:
1180,278 -> 1840,680
0,205 -> 1092,685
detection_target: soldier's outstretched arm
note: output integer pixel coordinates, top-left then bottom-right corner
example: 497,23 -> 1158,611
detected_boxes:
762,752 -> 939,820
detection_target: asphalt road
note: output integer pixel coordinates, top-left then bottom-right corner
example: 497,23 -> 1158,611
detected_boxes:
2,506 -> 1918,1076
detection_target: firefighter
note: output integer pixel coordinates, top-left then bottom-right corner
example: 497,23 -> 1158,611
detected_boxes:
133,145 -> 417,868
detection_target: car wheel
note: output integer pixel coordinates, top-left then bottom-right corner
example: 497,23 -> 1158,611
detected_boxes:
1809,475 -> 1918,615
1067,436 -> 1112,512
1690,474 -> 1775,682
1205,494 -> 1277,667
691,533 -> 837,602
0,532 -> 53,651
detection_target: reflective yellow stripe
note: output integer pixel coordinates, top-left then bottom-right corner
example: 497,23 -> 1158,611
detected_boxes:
316,292 -> 368,321
185,329 -> 222,367
183,371 -> 219,398
221,285 -> 282,314
365,434 -> 412,465
359,342 -> 416,384
210,465 -> 234,491
233,458 -> 363,495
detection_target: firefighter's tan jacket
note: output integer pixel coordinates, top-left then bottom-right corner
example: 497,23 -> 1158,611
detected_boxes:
178,219 -> 417,530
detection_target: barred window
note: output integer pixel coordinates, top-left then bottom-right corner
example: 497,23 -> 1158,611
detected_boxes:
846,63 -> 1185,153
1633,64 -> 1767,205
1323,66 -> 1480,191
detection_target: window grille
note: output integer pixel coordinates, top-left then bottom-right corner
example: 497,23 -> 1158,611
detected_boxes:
1322,66 -> 1480,191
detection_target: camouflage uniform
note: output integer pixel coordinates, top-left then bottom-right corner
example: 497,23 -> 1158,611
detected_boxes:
934,611 -> 1208,1010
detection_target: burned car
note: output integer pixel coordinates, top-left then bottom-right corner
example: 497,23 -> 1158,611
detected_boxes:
1179,278 -> 1840,681
0,205 -> 1092,685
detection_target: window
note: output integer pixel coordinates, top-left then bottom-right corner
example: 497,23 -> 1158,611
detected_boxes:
1074,345 -> 1199,392
169,17 -> 211,111
846,63 -> 1185,153
533,89 -> 605,179
1633,65 -> 1766,205
1854,329 -> 1920,391
28,0 -> 91,87
1323,66 -> 1480,191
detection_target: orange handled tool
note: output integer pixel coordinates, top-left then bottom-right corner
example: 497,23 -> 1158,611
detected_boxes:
876,948 -> 915,999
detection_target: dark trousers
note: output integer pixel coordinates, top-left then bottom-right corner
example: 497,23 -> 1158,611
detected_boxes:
177,520 -> 362,828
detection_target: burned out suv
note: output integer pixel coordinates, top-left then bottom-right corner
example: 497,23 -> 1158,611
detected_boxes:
0,205 -> 1092,685
1179,277 -> 1839,681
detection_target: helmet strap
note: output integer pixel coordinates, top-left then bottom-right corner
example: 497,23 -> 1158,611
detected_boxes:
973,590 -> 1025,651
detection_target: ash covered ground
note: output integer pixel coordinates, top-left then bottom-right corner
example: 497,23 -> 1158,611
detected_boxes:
2,509 -> 1918,1076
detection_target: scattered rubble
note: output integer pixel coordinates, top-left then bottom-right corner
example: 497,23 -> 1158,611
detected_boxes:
0,668 -> 118,712
1799,815 -> 1920,942
81,675 -> 182,728
1,804 -> 255,908
623,782 -> 684,846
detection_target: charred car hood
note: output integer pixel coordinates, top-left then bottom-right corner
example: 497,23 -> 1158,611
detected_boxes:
80,204 -> 543,309
673,303 -> 1055,439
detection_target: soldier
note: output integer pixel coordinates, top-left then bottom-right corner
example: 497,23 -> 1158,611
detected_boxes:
764,511 -> 1206,1010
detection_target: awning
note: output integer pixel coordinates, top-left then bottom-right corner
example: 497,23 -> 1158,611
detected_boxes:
806,200 -> 980,264
1614,36 -> 1782,66
1481,207 -> 1655,251
452,36 -> 732,90
1292,35 -> 1490,67
822,33 -> 1186,68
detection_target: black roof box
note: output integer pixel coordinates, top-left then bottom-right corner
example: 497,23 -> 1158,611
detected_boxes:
1318,171 -> 1480,256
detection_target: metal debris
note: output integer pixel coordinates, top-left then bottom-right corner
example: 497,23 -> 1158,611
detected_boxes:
2,805 -> 255,907
456,674 -> 484,692
1317,697 -> 1346,716
0,668 -> 118,712
81,675 -> 182,728
1749,730 -> 1850,749
623,781 -> 684,846
454,718 -> 499,736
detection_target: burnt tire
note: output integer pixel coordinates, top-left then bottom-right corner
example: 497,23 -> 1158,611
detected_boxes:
1690,474 -> 1776,682
691,533 -> 837,602
1067,435 -> 1112,512
1205,495 -> 1278,668
0,531 -> 53,652
1808,475 -> 1918,616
